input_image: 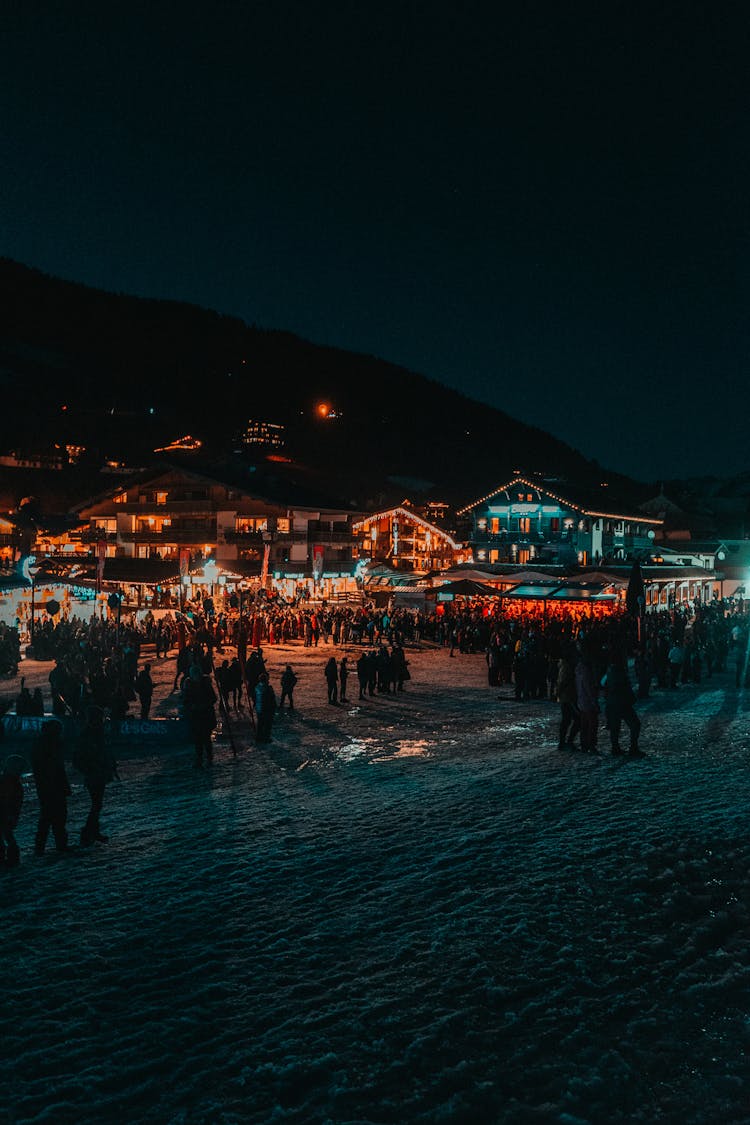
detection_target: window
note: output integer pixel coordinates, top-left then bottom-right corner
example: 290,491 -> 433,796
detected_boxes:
113,492 -> 127,504
277,518 -> 290,533
550,517 -> 560,533
526,493 -> 533,502
156,491 -> 168,505
519,517 -> 531,533
490,517 -> 500,533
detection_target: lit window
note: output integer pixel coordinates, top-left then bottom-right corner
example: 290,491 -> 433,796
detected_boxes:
156,492 -> 168,505
277,518 -> 290,533
526,494 -> 533,502
113,492 -> 127,504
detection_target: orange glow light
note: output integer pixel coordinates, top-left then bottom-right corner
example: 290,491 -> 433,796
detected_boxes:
316,402 -> 330,418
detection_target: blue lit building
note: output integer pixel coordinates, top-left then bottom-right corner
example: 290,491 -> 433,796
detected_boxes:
458,475 -> 662,566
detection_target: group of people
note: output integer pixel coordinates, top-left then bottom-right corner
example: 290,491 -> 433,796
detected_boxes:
0,706 -> 118,868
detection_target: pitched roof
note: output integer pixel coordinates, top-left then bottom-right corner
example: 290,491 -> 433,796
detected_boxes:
457,475 -> 662,525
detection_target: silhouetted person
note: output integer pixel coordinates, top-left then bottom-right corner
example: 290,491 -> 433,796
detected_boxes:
339,657 -> 349,703
603,655 -> 642,757
324,657 -> 338,704
135,664 -> 154,720
255,672 -> 277,743
183,665 -> 217,768
75,706 -> 119,845
32,719 -> 72,855
0,756 -> 24,867
279,665 -> 298,710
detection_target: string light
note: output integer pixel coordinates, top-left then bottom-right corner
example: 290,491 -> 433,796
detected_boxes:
352,506 -> 462,549
457,474 -> 662,525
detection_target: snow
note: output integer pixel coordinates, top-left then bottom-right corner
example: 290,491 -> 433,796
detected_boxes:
4,642 -> 750,1123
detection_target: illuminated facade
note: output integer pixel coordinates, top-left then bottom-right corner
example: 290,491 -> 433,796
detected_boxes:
352,506 -> 469,573
72,467 -> 360,593
459,476 -> 662,566
240,420 -> 285,449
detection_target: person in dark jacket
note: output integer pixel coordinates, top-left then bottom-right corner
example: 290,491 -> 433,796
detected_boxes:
182,666 -> 217,768
0,756 -> 24,867
279,665 -> 298,710
356,652 -> 369,699
31,720 -> 72,855
75,706 -> 119,845
556,650 -> 581,750
324,657 -> 338,704
338,657 -> 349,703
254,672 -> 277,743
135,664 -> 154,720
602,655 -> 642,756
575,649 -> 600,754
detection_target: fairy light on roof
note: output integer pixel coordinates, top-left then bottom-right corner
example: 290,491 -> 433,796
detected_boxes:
456,475 -> 662,525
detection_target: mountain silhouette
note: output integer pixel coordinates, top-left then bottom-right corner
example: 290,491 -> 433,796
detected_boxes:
0,258 -> 631,506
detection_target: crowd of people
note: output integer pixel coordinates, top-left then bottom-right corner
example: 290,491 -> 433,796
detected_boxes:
1,594 -> 748,868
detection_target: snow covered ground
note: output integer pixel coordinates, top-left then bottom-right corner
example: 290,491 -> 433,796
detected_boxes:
4,644 -> 750,1124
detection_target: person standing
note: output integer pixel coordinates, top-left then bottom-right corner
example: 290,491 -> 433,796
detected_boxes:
324,657 -> 338,704
75,706 -> 119,845
668,640 -> 684,689
32,719 -> 73,855
339,656 -> 349,703
0,756 -> 24,867
135,663 -> 154,720
602,653 -> 642,757
255,672 -> 277,743
279,664 -> 298,710
556,650 -> 580,750
356,651 -> 369,699
575,648 -> 600,754
182,666 -> 217,768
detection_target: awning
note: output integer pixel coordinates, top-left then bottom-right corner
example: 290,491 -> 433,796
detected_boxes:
103,559 -> 181,585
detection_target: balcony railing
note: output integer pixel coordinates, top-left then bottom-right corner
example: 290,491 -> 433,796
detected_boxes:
472,530 -> 570,545
119,529 -> 217,544
80,530 -> 118,543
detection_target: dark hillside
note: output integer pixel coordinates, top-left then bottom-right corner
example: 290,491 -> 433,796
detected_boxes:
0,259 -> 633,504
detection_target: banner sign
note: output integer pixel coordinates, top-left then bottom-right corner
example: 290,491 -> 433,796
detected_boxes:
312,545 -> 325,582
260,543 -> 271,588
96,539 -> 106,592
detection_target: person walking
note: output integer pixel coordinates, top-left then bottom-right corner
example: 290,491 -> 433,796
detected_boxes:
75,706 -> 119,845
279,664 -> 298,710
324,656 -> 338,704
32,719 -> 73,855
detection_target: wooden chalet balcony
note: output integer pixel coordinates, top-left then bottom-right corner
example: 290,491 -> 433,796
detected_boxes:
111,499 -> 216,514
223,530 -> 265,543
290,530 -> 355,544
472,530 -> 569,545
80,529 -> 118,543
119,529 -> 216,544
226,529 -> 355,545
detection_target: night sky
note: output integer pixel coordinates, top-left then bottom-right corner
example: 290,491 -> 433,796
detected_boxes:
2,2 -> 748,481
